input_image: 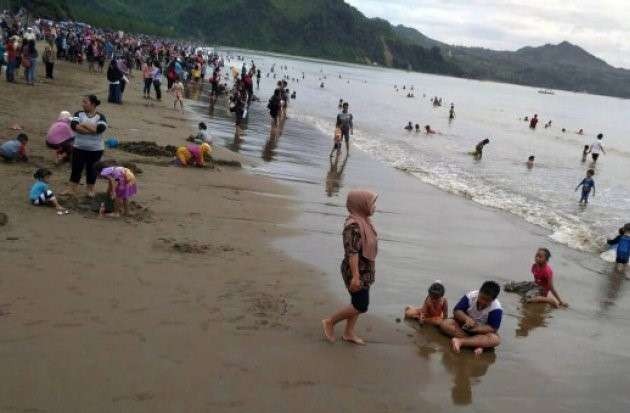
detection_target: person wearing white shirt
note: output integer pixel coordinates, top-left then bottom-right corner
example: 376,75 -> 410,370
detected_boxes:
589,133 -> 606,163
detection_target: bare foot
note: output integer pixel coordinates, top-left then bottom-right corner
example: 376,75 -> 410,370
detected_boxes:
322,319 -> 335,343
474,347 -> 484,357
451,338 -> 462,353
342,335 -> 366,345
86,192 -> 96,199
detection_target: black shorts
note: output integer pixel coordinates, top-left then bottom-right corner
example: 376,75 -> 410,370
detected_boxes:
342,130 -> 350,142
617,255 -> 629,264
333,142 -> 341,150
592,153 -> 600,161
350,288 -> 369,313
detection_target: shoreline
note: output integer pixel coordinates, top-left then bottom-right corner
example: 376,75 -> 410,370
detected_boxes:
1,47 -> 629,412
0,50 -> 440,412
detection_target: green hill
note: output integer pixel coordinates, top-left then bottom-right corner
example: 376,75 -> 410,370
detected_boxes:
15,0 -> 630,98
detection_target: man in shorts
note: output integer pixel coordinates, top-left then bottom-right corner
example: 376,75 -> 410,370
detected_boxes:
336,102 -> 353,154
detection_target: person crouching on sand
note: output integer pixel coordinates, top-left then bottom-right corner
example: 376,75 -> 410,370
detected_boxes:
29,168 -> 69,215
94,162 -> 138,217
404,281 -> 448,326
175,143 -> 213,168
323,190 -> 378,345
440,281 -> 502,355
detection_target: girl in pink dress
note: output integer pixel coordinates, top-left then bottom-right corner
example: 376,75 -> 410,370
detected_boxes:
95,163 -> 137,217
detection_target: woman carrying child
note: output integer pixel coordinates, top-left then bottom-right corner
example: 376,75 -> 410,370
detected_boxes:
46,111 -> 75,164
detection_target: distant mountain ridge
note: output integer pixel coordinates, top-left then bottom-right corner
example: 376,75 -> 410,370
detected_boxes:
15,0 -> 630,98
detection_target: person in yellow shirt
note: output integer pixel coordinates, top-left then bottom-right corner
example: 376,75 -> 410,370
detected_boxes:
175,143 -> 213,168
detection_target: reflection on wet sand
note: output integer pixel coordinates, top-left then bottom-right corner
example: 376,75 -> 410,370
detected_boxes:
325,153 -> 348,197
598,269 -> 628,317
262,120 -> 285,162
408,320 -> 496,406
515,303 -> 552,337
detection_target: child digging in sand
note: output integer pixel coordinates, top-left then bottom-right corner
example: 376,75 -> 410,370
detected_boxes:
405,281 -> 448,326
0,133 -> 28,162
29,169 -> 69,215
175,143 -> 214,168
95,162 -> 138,217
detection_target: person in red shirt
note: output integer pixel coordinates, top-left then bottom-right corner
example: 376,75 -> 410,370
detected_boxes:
526,248 -> 568,308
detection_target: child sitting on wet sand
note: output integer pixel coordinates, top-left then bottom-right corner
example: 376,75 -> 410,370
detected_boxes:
187,122 -> 212,145
506,248 -> 568,308
175,143 -> 213,168
29,168 -> 69,215
405,281 -> 448,326
95,162 -> 138,217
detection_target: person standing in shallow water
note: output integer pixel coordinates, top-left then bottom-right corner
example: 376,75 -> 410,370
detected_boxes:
336,102 -> 353,155
323,190 -> 378,345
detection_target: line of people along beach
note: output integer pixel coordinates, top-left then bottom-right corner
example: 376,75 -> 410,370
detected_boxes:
2,10 -> 629,358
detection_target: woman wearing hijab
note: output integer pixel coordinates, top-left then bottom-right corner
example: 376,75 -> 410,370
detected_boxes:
322,190 -> 378,345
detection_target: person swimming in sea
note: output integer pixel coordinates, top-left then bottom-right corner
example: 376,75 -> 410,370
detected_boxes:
527,155 -> 535,169
425,125 -> 436,134
404,122 -> 413,131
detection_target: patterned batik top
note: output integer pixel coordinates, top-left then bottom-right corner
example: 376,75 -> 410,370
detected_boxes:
341,223 -> 376,290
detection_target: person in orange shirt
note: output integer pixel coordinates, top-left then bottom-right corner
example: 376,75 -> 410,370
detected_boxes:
405,281 -> 448,326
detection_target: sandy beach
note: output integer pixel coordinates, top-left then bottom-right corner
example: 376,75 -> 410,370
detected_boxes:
2,48 -> 630,413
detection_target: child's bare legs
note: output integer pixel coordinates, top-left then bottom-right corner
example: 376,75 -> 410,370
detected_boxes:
404,306 -> 422,319
451,333 -> 500,355
322,305 -> 364,345
440,319 -> 467,338
616,263 -> 627,273
526,294 -> 559,308
423,316 -> 445,327
48,197 -> 68,213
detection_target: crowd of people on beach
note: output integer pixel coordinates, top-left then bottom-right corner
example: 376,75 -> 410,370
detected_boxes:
2,9 -> 629,363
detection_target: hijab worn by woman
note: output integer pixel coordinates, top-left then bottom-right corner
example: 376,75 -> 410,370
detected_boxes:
345,190 -> 378,261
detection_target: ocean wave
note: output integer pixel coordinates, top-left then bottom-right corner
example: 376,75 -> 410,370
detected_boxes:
294,112 -> 605,253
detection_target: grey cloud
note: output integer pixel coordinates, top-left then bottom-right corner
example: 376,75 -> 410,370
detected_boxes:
345,0 -> 630,68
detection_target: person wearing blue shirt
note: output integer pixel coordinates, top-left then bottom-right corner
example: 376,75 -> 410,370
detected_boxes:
440,281 -> 503,355
614,223 -> 630,273
576,169 -> 596,204
29,168 -> 68,214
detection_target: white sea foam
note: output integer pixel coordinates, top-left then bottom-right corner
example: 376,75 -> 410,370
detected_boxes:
294,112 -> 605,253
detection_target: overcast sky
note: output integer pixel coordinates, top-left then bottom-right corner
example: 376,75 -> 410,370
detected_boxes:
345,0 -> 630,68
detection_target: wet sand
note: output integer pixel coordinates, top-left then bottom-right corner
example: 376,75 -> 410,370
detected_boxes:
1,53 -> 629,412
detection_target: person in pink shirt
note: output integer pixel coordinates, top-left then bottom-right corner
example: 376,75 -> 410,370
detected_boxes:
46,111 -> 75,163
526,248 -> 568,308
